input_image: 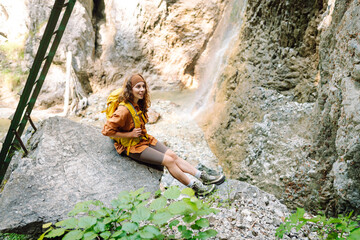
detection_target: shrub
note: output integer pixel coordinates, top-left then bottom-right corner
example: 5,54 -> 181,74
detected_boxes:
276,208 -> 360,240
0,233 -> 30,240
39,186 -> 218,240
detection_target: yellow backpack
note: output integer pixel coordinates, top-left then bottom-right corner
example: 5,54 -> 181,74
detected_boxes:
103,88 -> 148,155
103,88 -> 124,120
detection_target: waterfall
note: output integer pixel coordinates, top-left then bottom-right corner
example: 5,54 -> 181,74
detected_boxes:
191,0 -> 247,117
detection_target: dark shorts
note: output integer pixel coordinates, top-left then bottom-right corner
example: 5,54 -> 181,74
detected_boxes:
127,141 -> 168,165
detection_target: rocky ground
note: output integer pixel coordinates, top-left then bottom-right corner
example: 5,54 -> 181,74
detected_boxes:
206,180 -> 314,240
158,180 -> 311,240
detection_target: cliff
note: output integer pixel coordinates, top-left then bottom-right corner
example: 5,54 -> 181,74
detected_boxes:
200,0 -> 360,214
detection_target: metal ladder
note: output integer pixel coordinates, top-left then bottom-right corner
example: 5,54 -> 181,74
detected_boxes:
0,0 -> 76,184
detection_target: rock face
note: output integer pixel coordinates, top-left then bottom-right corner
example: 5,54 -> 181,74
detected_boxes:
0,117 -> 162,234
20,0 -> 226,106
25,0 -> 95,107
312,0 -> 360,212
198,0 -> 360,213
92,0 -> 226,90
198,0 -> 324,209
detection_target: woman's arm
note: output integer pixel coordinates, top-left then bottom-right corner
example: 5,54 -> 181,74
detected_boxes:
106,128 -> 142,138
102,106 -> 136,137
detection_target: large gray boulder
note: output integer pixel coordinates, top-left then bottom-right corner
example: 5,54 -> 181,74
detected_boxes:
0,116 -> 162,234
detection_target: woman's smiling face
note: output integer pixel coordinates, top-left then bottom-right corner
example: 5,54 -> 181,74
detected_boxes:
132,82 -> 146,101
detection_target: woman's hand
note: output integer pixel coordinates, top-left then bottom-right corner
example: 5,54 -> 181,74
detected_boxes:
129,128 -> 142,138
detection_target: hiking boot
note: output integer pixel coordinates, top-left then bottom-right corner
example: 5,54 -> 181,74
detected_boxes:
200,171 -> 225,185
191,181 -> 216,197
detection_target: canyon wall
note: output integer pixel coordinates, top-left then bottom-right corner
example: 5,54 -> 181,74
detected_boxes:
200,0 -> 360,213
198,0 -> 323,208
20,0 -> 226,106
314,0 -> 360,212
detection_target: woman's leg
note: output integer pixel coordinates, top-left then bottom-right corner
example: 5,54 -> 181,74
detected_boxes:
165,149 -> 198,176
150,142 -> 199,177
161,154 -> 191,186
150,142 -> 225,186
128,146 -> 191,186
160,153 -> 216,196
134,143 -> 217,196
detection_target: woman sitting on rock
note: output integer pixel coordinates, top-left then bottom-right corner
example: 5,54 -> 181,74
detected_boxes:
102,73 -> 225,196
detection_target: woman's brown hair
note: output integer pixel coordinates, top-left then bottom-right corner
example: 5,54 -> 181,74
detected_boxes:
118,74 -> 151,113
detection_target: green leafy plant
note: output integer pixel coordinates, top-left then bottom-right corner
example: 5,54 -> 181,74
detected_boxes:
39,186 -> 219,240
0,233 -> 30,240
276,208 -> 360,240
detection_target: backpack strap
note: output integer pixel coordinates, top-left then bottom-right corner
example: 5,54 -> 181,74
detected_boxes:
119,102 -> 140,128
119,101 -> 149,155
